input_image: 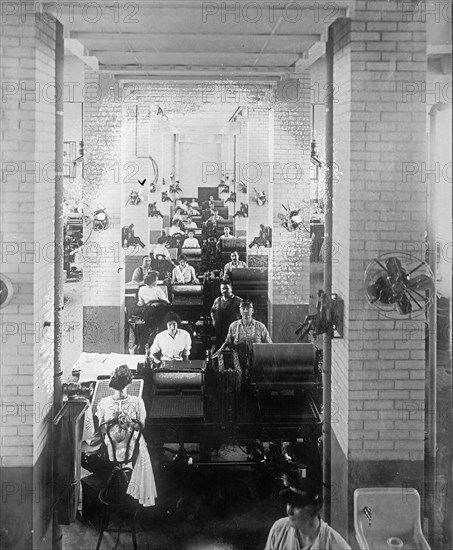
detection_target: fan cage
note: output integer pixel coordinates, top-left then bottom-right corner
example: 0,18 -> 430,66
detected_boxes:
364,252 -> 434,318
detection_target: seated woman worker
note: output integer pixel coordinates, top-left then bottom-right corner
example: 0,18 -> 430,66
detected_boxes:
150,312 -> 192,364
171,254 -> 200,284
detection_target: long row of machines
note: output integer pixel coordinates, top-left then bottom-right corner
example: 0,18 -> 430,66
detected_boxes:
70,341 -> 323,474
136,342 -> 323,471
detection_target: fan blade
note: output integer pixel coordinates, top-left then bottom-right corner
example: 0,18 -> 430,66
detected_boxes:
396,292 -> 412,315
386,257 -> 407,283
375,259 -> 390,275
408,274 -> 433,292
407,262 -> 426,276
405,289 -> 423,311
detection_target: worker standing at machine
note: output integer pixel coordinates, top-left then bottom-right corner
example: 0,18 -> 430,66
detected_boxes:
171,254 -> 200,284
223,251 -> 248,280
150,312 -> 192,363
213,301 -> 271,370
206,208 -> 224,225
210,281 -> 243,349
265,476 -> 351,550
216,226 -> 234,252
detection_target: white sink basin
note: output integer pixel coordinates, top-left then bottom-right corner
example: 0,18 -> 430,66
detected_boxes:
354,488 -> 431,550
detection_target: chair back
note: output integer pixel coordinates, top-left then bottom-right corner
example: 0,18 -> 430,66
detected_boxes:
103,418 -> 143,465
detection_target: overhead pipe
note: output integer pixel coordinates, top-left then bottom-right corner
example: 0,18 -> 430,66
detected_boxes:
53,19 -> 64,550
426,103 -> 439,543
322,23 -> 334,524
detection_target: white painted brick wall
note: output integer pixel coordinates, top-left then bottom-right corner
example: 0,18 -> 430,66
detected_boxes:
331,3 -> 427,462
0,11 -> 56,467
269,74 -> 311,306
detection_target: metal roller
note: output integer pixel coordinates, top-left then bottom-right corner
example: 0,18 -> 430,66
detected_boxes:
182,248 -> 202,258
231,268 -> 266,283
252,343 -> 316,379
221,237 -> 246,251
153,371 -> 202,388
171,284 -> 203,295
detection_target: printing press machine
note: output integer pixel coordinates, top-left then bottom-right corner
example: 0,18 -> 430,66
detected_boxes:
139,342 -> 322,469
180,247 -> 202,271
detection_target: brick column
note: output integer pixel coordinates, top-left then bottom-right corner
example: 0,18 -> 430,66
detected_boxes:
329,2 -> 427,538
269,75 -> 311,342
82,70 -> 124,352
0,6 -> 57,548
234,116 -> 248,239
246,105 -> 271,268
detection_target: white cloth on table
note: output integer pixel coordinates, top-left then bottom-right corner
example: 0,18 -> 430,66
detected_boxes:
96,394 -> 157,507
150,329 -> 192,361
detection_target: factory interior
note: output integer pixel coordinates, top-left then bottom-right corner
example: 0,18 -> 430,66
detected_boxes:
0,1 -> 452,549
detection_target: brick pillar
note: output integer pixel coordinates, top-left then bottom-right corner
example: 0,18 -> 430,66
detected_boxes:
329,2 -> 427,539
82,70 -> 124,352
246,105 -> 271,269
0,5 -> 57,548
269,75 -> 311,341
234,116 -> 248,239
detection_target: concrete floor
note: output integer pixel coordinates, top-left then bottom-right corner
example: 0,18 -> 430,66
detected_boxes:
62,465 -> 285,550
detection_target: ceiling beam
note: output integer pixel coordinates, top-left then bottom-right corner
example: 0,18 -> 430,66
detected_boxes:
116,75 -> 281,83
59,0 -> 349,10
294,40 -> 326,73
91,47 -> 310,56
94,54 -> 302,64
70,32 -> 321,41
101,65 -> 295,74
64,38 -> 99,70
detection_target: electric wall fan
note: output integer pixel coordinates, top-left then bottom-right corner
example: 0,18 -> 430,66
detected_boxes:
364,252 -> 434,317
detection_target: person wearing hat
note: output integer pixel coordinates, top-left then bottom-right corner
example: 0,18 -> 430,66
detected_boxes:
95,365 -> 157,507
150,312 -> 192,363
265,477 -> 351,550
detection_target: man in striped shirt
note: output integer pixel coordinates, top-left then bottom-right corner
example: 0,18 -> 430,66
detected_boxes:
213,301 -> 271,370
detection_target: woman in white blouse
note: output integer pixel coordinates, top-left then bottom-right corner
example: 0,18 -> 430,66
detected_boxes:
171,254 -> 200,284
137,271 -> 169,306
96,365 -> 157,507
